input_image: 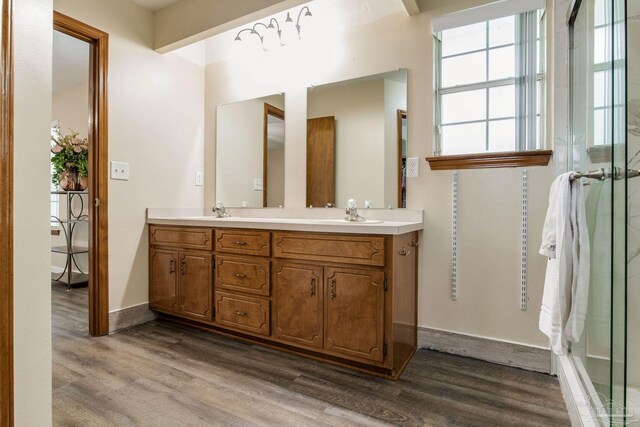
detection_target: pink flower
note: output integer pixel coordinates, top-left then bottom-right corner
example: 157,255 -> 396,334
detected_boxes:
72,137 -> 83,145
73,146 -> 82,153
51,145 -> 62,154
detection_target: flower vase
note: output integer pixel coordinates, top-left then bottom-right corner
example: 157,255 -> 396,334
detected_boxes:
58,167 -> 87,191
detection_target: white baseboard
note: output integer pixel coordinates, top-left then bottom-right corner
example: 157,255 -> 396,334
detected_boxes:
418,327 -> 552,373
109,302 -> 156,334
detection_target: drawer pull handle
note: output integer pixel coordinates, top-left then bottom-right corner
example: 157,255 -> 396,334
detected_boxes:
233,273 -> 246,278
235,311 -> 247,316
398,247 -> 411,256
409,239 -> 420,247
309,277 -> 316,296
180,259 -> 187,275
330,278 -> 336,299
169,259 -> 176,273
232,240 -> 247,246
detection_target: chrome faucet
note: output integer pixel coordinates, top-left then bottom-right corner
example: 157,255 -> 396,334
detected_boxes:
344,199 -> 365,222
212,201 -> 230,218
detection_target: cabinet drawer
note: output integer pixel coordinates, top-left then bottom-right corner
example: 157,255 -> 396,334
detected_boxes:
215,229 -> 270,256
272,232 -> 385,267
215,291 -> 270,336
150,226 -> 213,251
216,255 -> 270,297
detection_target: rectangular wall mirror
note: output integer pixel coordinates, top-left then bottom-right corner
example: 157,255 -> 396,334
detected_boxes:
216,94 -> 285,207
306,69 -> 408,209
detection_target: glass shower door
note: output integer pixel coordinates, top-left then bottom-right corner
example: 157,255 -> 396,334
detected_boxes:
569,0 -> 629,424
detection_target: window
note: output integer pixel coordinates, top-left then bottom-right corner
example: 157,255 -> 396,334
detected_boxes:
433,2 -> 546,158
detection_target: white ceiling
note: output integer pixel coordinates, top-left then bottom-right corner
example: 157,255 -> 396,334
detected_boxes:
52,30 -> 90,94
131,0 -> 180,11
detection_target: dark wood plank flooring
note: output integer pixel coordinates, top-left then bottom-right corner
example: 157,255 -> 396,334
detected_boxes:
52,283 -> 570,426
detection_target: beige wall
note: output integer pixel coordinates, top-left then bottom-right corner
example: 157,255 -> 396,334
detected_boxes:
13,0 -> 54,425
267,148 -> 285,207
51,83 -> 89,272
205,0 -> 555,348
53,0 -> 206,313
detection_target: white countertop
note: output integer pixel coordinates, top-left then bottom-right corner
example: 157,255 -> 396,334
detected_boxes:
146,208 -> 423,235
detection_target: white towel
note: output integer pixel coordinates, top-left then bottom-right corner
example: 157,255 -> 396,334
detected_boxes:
564,178 -> 590,342
538,172 -> 590,355
539,172 -> 573,355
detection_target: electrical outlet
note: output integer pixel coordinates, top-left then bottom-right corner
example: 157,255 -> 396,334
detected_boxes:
406,157 -> 419,178
254,178 -> 263,191
110,161 -> 129,180
195,171 -> 204,186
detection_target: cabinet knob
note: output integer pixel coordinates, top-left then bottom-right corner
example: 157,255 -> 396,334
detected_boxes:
409,239 -> 420,248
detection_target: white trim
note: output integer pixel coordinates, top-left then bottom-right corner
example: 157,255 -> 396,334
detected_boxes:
418,326 -> 551,373
432,0 -> 545,33
556,354 -> 601,427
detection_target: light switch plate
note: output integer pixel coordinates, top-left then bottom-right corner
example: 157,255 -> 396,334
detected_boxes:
195,171 -> 204,186
406,157 -> 419,178
254,178 -> 263,191
110,161 -> 129,180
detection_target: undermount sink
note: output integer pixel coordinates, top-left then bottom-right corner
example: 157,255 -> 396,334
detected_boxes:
312,219 -> 384,225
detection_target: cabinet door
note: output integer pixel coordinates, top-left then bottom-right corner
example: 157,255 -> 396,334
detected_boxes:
324,267 -> 385,362
149,249 -> 179,313
273,262 -> 323,349
178,252 -> 213,321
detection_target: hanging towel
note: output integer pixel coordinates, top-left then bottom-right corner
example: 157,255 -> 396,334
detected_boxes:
564,178 -> 590,343
539,172 -> 573,355
539,173 -> 591,355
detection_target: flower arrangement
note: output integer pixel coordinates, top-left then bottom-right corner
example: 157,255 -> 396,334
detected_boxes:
51,127 -> 89,190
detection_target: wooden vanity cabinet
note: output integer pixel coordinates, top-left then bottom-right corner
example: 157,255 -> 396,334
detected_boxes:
149,248 -> 179,312
149,227 -> 213,321
272,261 -> 324,349
324,267 -> 385,362
148,224 -> 418,379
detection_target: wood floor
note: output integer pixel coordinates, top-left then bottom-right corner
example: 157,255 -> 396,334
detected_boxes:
52,283 -> 570,427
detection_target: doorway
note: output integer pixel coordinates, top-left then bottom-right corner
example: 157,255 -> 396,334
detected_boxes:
53,12 -> 109,337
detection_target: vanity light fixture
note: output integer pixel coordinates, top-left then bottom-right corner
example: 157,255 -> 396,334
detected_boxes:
233,6 -> 312,51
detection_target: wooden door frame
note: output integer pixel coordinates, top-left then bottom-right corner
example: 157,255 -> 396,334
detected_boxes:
262,103 -> 284,207
0,0 -> 14,424
397,110 -> 407,208
54,12 -> 109,337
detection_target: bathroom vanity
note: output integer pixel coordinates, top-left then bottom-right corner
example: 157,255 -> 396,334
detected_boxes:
146,210 -> 422,379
